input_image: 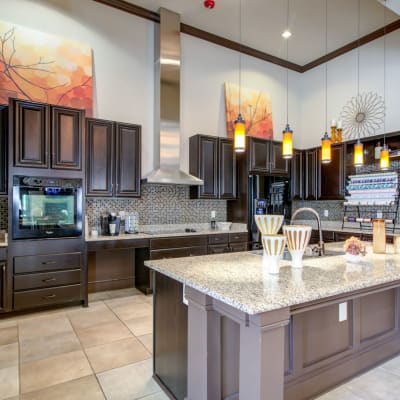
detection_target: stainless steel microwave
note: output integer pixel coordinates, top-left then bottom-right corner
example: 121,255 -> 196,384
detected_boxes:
12,176 -> 83,240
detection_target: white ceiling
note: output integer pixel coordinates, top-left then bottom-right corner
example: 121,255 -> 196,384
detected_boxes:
127,0 -> 398,65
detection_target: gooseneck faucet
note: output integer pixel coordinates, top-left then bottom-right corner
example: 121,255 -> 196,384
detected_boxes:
290,207 -> 325,256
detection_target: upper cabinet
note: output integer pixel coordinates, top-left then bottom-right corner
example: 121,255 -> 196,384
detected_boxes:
189,134 -> 236,200
318,144 -> 345,200
248,137 -> 290,176
0,106 -> 8,194
304,148 -> 319,200
10,99 -> 83,170
86,118 -> 141,198
290,149 -> 303,200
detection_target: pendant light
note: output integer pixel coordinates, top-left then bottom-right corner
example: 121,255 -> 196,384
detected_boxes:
321,0 -> 331,164
353,0 -> 364,167
282,0 -> 293,160
233,0 -> 246,153
380,0 -> 389,170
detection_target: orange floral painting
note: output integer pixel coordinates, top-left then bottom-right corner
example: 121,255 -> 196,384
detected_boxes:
0,21 -> 93,115
225,82 -> 273,140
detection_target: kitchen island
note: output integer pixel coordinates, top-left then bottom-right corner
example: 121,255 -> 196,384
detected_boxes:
146,243 -> 400,400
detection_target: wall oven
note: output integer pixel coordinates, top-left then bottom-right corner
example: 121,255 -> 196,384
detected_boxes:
12,176 -> 83,240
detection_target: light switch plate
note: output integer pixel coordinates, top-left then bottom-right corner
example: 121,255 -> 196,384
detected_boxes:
339,302 -> 347,322
324,210 -> 329,217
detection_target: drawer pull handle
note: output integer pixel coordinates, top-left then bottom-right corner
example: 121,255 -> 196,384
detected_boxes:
42,261 -> 56,265
42,294 -> 56,299
42,277 -> 56,283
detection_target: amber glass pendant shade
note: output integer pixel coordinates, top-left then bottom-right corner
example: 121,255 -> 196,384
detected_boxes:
321,132 -> 332,164
282,124 -> 293,159
233,114 -> 246,153
380,145 -> 389,170
353,140 -> 364,167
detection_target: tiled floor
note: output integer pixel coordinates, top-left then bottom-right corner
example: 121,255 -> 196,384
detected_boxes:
1,288 -> 400,400
0,288 -> 168,400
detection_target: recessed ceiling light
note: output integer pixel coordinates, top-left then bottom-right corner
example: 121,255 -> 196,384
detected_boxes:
282,29 -> 292,39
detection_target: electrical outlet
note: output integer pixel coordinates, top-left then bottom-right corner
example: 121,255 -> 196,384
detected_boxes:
377,211 -> 383,219
339,302 -> 347,322
324,210 -> 329,217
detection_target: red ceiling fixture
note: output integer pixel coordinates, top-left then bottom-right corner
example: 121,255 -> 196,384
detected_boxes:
204,0 -> 215,9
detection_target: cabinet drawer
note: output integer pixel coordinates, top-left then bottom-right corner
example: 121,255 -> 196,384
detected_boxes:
150,246 -> 207,260
14,269 -> 81,291
229,232 -> 248,243
230,243 -> 248,252
14,252 -> 82,274
14,284 -> 81,310
151,236 -> 207,250
0,247 -> 6,261
208,244 -> 230,254
208,234 -> 228,245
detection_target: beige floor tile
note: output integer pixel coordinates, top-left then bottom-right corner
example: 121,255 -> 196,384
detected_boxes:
19,375 -> 104,400
143,295 -> 153,305
67,302 -> 119,330
104,294 -> 148,309
137,334 -> 153,354
0,343 -> 18,369
0,326 -> 18,346
16,310 -> 66,324
379,355 -> 400,377
316,385 -> 363,400
0,365 -> 19,400
20,350 -> 92,394
85,337 -> 151,373
140,392 -> 170,400
111,302 -> 152,322
97,359 -> 160,400
124,315 -> 153,336
76,320 -> 133,348
18,316 -> 73,342
90,288 -> 142,302
20,331 -> 81,364
0,319 -> 17,329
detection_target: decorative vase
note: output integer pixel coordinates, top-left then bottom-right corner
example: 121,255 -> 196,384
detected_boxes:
261,234 -> 286,274
344,253 -> 363,263
254,214 -> 284,235
283,225 -> 312,269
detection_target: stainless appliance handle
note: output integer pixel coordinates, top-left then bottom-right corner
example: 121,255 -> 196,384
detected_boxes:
42,294 -> 56,299
42,277 -> 56,283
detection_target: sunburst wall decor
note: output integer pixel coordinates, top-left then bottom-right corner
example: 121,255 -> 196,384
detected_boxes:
340,92 -> 385,140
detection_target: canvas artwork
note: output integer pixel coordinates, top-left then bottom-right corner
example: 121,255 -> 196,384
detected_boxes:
0,21 -> 93,115
225,82 -> 273,140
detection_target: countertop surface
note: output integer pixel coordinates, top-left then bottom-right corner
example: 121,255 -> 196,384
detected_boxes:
85,223 -> 247,242
146,242 -> 400,315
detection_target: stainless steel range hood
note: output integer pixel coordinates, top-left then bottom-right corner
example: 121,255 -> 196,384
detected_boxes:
144,8 -> 203,185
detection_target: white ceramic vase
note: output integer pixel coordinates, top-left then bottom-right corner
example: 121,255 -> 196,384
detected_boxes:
283,225 -> 312,269
254,214 -> 284,235
261,234 -> 286,274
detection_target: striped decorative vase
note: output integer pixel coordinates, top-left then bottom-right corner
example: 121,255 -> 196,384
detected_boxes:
283,225 -> 312,269
254,215 -> 284,235
261,234 -> 286,274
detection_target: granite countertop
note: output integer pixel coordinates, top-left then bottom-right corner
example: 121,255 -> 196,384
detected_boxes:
145,242 -> 400,315
85,223 -> 247,242
0,242 -> 7,247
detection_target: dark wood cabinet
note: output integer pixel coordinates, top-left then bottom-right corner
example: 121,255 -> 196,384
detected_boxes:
318,144 -> 345,200
249,137 -> 289,176
0,106 -> 7,194
86,118 -> 141,198
86,118 -> 114,196
51,106 -> 83,170
0,261 -> 6,313
189,135 -> 236,200
12,99 -> 49,168
115,123 -> 141,197
291,149 -> 303,200
304,148 -> 318,200
11,99 -> 84,171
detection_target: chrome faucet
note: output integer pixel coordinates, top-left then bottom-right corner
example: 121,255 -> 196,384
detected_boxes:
290,207 -> 325,256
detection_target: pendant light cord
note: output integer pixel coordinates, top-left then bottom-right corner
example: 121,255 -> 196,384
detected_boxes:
286,0 -> 290,125
383,0 -> 387,145
325,0 -> 328,134
357,0 -> 361,140
238,0 -> 242,115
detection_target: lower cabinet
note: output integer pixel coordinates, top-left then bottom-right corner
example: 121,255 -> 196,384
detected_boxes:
207,232 -> 248,254
12,246 -> 85,311
0,248 -> 7,313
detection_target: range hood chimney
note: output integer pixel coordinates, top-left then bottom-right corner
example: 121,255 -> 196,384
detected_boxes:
144,8 -> 203,185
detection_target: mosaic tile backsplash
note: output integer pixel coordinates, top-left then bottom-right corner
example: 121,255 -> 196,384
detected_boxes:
292,200 -> 344,221
86,184 -> 227,229
0,196 -> 7,230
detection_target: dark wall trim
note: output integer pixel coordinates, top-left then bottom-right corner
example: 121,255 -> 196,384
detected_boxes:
302,19 -> 400,72
92,0 -> 400,73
